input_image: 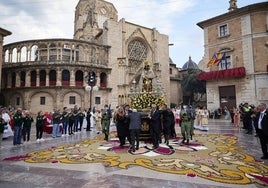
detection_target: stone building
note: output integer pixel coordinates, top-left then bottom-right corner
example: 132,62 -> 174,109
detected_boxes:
0,28 -> 11,93
197,1 -> 268,111
169,58 -> 183,106
1,0 -> 173,113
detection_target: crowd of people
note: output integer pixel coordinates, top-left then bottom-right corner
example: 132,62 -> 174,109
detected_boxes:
0,102 -> 267,160
212,102 -> 268,159
0,105 -> 101,146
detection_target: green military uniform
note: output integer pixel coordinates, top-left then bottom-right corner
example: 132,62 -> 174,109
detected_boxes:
101,106 -> 112,141
180,108 -> 194,144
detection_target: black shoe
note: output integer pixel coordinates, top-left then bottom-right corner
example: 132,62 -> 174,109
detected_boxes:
129,147 -> 135,152
104,134 -> 108,141
261,156 -> 268,159
186,139 -> 189,145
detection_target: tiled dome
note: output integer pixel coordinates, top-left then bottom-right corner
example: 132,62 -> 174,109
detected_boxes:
181,56 -> 199,70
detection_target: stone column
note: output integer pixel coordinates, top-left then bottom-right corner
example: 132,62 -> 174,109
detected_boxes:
7,72 -> 11,88
25,70 -> 30,87
56,68 -> 61,86
36,69 -> 40,87
15,72 -> 20,87
70,69 -> 75,86
45,70 -> 49,86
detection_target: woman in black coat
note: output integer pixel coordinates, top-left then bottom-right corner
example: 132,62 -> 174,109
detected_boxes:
114,106 -> 130,146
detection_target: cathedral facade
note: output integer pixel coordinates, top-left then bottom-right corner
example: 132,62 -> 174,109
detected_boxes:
1,0 -> 171,113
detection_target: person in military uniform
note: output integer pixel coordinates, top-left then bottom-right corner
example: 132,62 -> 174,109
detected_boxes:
101,104 -> 112,141
180,104 -> 194,145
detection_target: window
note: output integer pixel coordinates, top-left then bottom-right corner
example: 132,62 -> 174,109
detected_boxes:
69,96 -> 76,104
128,40 -> 148,72
169,68 -> 172,75
95,97 -> 101,104
218,55 -> 232,70
40,97 -> 46,105
16,97 -> 20,106
219,24 -> 228,37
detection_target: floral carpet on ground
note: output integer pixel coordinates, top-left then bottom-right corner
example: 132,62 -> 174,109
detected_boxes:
4,133 -> 268,186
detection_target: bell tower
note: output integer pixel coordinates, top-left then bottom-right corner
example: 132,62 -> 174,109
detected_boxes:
73,0 -> 118,42
228,0 -> 238,12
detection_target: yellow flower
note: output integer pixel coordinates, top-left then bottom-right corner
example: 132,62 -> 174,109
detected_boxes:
130,93 -> 166,110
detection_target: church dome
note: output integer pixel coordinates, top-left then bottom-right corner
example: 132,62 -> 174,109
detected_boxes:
181,56 -> 199,70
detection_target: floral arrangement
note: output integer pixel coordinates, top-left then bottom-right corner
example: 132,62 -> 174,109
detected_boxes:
130,93 -> 166,110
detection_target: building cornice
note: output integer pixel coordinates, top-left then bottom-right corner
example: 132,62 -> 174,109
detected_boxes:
0,27 -> 12,37
197,2 -> 268,29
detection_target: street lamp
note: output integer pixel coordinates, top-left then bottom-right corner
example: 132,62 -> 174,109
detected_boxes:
132,79 -> 137,93
85,72 -> 98,110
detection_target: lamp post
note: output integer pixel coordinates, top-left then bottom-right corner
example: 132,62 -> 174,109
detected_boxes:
132,79 -> 136,93
85,72 -> 98,110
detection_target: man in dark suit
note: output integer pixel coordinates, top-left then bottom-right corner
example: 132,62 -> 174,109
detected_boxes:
127,109 -> 142,152
255,103 -> 268,159
148,104 -> 162,149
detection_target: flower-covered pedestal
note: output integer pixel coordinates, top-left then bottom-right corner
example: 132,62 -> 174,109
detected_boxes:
129,61 -> 166,140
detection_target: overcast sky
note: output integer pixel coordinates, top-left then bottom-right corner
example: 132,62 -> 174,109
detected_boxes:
0,0 -> 264,67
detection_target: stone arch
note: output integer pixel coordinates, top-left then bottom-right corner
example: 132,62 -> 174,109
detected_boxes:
30,45 -> 38,61
75,70 -> 84,86
12,48 -> 17,63
118,95 -> 124,105
4,49 -> 9,63
62,90 -> 84,109
20,71 -> 26,87
100,72 -> 107,88
9,92 -> 24,108
11,72 -> 16,88
2,71 -> 8,89
30,70 -> 37,87
21,46 -> 27,62
39,69 -> 47,86
29,91 -> 55,113
49,70 -> 57,86
62,69 -> 70,86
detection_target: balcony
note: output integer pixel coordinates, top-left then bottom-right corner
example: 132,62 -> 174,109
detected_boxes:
198,67 -> 246,81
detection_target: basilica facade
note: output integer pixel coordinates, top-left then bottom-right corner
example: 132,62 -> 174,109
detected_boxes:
1,0 -> 172,113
